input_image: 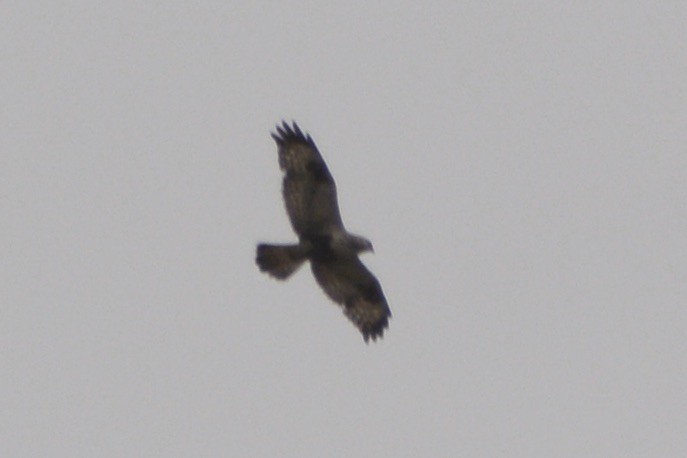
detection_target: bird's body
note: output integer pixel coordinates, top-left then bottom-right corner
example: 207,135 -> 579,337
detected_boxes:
256,122 -> 391,342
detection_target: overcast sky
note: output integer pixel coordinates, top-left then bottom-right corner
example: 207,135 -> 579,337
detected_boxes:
3,2 -> 686,457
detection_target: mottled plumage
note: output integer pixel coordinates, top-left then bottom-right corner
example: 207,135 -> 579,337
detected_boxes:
256,121 -> 391,342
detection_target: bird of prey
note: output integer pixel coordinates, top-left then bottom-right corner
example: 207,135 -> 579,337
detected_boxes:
256,121 -> 391,342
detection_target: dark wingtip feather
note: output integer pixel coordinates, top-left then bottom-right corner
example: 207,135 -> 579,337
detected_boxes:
293,122 -> 303,137
362,319 -> 389,343
281,120 -> 293,135
270,132 -> 283,145
270,120 -> 318,149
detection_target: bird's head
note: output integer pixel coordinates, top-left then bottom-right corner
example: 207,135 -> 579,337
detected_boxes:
348,234 -> 374,254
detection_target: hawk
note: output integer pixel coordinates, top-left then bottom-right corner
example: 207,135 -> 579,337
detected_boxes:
256,121 -> 391,342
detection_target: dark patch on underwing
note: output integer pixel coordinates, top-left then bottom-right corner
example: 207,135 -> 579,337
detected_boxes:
306,160 -> 332,183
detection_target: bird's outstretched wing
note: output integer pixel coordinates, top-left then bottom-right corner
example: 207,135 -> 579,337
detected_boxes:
271,122 -> 344,237
311,255 -> 391,342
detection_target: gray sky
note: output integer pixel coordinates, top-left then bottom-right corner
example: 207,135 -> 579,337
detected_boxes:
3,2 -> 686,456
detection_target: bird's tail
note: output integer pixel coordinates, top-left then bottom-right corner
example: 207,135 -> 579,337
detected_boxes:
256,244 -> 308,280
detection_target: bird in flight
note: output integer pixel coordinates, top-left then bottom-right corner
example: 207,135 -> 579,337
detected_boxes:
256,121 -> 391,342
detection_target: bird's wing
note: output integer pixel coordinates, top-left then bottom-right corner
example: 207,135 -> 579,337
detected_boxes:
311,255 -> 391,342
271,121 -> 344,237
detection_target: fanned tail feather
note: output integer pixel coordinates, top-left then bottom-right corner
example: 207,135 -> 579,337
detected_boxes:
256,244 -> 308,280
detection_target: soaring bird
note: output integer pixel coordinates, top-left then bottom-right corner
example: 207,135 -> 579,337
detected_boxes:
256,122 -> 391,342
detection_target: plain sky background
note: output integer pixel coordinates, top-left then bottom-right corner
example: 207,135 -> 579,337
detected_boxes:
3,2 -> 686,457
